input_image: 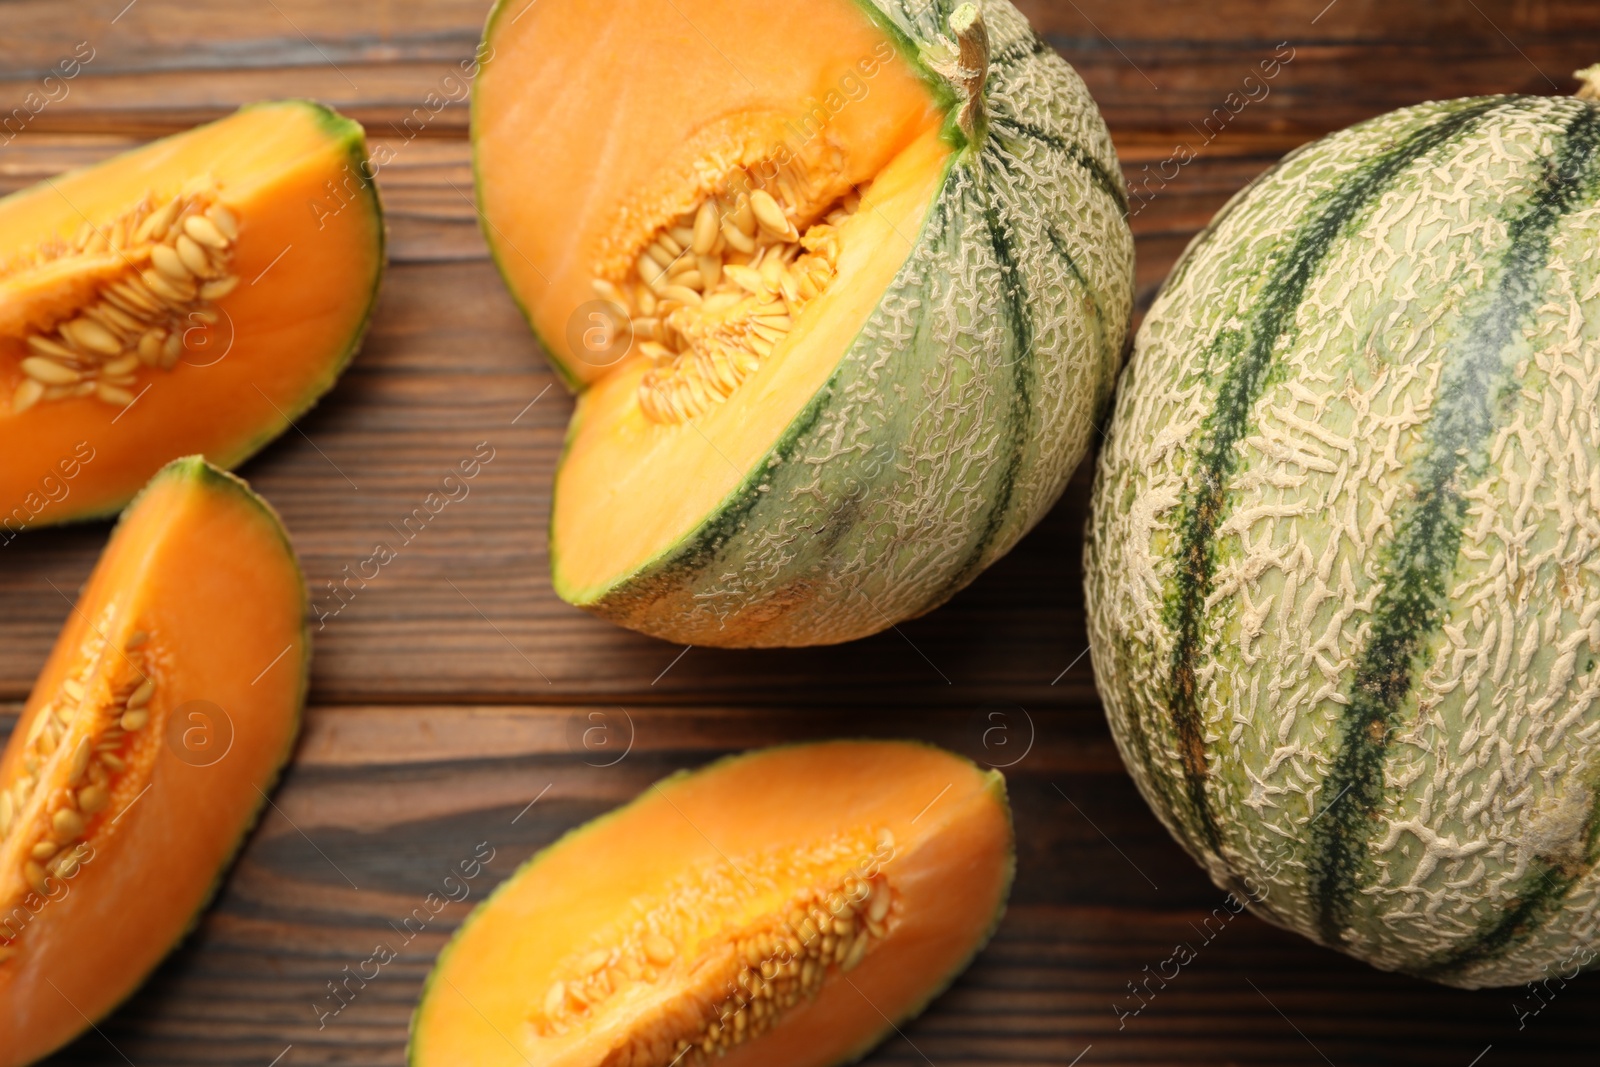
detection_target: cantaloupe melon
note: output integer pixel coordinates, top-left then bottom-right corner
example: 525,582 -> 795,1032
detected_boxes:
474,0 -> 1133,646
1088,84 -> 1600,987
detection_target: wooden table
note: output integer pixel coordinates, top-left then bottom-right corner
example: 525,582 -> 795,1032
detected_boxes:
4,2 -> 1600,1063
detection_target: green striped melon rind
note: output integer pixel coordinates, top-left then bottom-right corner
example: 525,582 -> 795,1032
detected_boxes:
542,0 -> 1133,647
1086,92 -> 1600,988
406,740 -> 1014,1067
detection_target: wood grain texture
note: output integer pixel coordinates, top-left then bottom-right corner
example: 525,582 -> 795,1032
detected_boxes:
3,0 -> 1600,1062
11,703 -> 1599,1067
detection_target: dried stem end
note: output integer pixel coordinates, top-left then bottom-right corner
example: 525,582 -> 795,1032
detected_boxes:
1576,64 -> 1600,102
948,3 -> 990,144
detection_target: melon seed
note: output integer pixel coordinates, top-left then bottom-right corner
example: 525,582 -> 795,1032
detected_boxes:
200,275 -> 239,300
120,708 -> 149,731
543,980 -> 566,1016
841,932 -> 868,972
101,354 -> 140,378
51,808 -> 85,840
643,933 -> 675,965
52,846 -> 86,879
30,841 -> 57,862
183,213 -> 230,249
64,317 -> 124,356
692,201 -> 719,255
867,881 -> 890,923
134,198 -> 180,242
136,331 -> 164,364
731,196 -> 756,236
143,268 -> 192,303
26,334 -> 77,361
749,190 -> 790,236
127,678 -> 154,708
22,862 -> 49,897
205,202 -> 239,240
96,382 -> 136,406
151,242 -> 192,280
720,219 -> 756,254
12,379 -> 46,414
175,233 -> 212,276
67,737 -> 93,785
77,783 -> 109,815
20,358 -> 80,386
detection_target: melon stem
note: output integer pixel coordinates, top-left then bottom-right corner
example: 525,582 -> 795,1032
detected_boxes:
948,4 -> 989,143
1576,63 -> 1600,100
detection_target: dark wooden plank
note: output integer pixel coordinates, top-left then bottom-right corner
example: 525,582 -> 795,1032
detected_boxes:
2,702 -> 1590,1066
3,1 -> 1600,140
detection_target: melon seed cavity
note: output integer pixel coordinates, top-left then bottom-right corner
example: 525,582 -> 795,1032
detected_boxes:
592,158 -> 864,424
532,829 -> 897,1067
0,620 -> 155,962
4,180 -> 240,414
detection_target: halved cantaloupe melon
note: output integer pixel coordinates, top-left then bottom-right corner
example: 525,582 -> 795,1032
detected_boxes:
409,741 -> 1013,1067
0,456 -> 308,1067
473,0 -> 1134,646
0,100 -> 383,533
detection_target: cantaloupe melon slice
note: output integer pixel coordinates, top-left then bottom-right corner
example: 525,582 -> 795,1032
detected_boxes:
0,101 -> 383,533
0,457 -> 308,1065
409,741 -> 1013,1067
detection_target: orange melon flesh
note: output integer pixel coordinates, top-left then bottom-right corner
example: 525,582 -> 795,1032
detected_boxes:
409,741 -> 1013,1067
0,457 -> 307,1067
0,101 -> 382,530
552,131 -> 949,601
474,0 -> 944,383
474,0 -> 953,602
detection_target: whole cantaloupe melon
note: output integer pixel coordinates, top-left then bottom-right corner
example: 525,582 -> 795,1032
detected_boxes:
1087,87 -> 1600,987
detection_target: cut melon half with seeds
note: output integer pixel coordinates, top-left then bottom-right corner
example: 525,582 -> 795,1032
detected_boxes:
0,456 -> 308,1066
473,0 -> 1134,646
0,100 -> 383,532
408,740 -> 1013,1067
